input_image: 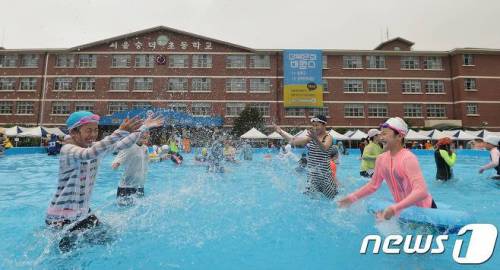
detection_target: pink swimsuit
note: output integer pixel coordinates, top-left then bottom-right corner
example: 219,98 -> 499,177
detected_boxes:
347,148 -> 433,213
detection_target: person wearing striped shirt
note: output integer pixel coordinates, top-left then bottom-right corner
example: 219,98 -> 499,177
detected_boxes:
274,115 -> 339,199
45,111 -> 163,251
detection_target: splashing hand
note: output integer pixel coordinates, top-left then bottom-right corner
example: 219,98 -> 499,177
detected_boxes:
119,116 -> 143,133
143,114 -> 165,129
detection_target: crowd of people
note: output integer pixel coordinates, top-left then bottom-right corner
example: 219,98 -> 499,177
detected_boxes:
2,109 -> 499,252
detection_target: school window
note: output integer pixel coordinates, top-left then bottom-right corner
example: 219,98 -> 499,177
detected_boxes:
404,104 -> 422,118
343,79 -> 363,93
192,54 -> 212,68
191,103 -> 212,116
226,103 -> 246,116
285,108 -> 305,117
168,103 -> 188,113
250,103 -> 270,117
249,54 -> 270,68
51,101 -> 71,115
55,54 -> 75,67
226,55 -> 246,68
464,78 -> 476,90
366,55 -> 385,69
343,55 -> 362,68
109,78 -> 129,91
111,55 -> 131,68
466,103 -> 478,115
249,78 -> 271,92
400,56 -> 420,69
108,102 -> 128,115
323,79 -> 329,92
0,54 -> 17,67
0,78 -> 16,90
367,79 -> 387,93
368,104 -> 388,118
134,77 -> 153,91
75,102 -> 95,112
423,56 -> 443,70
16,101 -> 34,114
426,80 -> 445,93
132,102 -> 152,110
191,78 -> 211,92
168,78 -> 188,91
344,104 -> 364,118
426,104 -> 447,118
168,55 -> 189,68
310,107 -> 329,117
225,78 -> 246,92
0,101 -> 13,114
20,54 -> 39,67
54,78 -> 72,91
401,80 -> 422,93
134,54 -> 155,68
463,54 -> 474,65
78,54 -> 97,68
76,77 -> 96,91
20,78 -> 37,90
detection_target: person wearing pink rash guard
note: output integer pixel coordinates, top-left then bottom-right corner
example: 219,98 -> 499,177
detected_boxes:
338,117 -> 436,220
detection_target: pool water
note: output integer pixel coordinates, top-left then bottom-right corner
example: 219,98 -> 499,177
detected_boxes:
0,150 -> 498,270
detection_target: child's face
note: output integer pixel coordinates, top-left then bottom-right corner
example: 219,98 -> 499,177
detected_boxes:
380,128 -> 402,149
71,123 -> 99,147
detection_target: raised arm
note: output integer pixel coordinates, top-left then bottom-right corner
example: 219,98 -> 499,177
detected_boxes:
273,124 -> 311,147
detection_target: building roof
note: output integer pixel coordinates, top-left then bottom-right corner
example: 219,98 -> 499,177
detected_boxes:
374,37 -> 415,50
69,25 -> 256,52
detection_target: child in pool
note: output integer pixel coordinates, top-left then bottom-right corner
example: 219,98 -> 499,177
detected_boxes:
338,117 -> 436,220
112,131 -> 152,206
45,111 -> 163,251
479,136 -> 500,179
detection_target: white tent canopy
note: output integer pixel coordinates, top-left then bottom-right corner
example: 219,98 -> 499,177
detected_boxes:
417,130 -> 434,137
44,127 -> 66,137
454,130 -> 478,141
343,130 -> 355,137
240,128 -> 268,139
442,130 -> 460,137
17,126 -> 47,138
267,131 -> 284,140
429,129 -> 454,140
405,130 -> 430,141
3,126 -> 26,136
328,129 -> 350,140
349,130 -> 368,140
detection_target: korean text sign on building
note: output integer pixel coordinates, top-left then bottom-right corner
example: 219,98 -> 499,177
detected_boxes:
283,50 -> 323,108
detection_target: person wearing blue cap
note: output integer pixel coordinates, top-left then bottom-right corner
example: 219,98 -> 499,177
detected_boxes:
45,110 -> 164,252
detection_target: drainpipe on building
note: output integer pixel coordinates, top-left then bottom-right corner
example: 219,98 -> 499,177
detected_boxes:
38,52 -> 49,126
448,53 -> 456,120
38,52 -> 49,147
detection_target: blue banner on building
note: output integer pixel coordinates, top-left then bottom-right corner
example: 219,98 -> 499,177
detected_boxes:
99,108 -> 223,127
283,50 -> 323,108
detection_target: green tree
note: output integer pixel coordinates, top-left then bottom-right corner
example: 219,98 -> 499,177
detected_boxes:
231,107 -> 264,137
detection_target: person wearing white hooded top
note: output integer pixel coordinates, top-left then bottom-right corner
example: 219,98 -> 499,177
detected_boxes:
479,136 -> 500,179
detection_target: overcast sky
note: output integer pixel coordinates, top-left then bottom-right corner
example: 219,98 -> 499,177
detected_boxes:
1,0 -> 499,51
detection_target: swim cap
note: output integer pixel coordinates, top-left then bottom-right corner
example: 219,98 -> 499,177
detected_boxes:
66,111 -> 100,131
380,117 -> 408,136
436,137 -> 452,147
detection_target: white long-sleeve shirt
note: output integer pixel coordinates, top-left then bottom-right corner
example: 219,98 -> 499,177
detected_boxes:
481,147 -> 500,173
113,143 -> 149,188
